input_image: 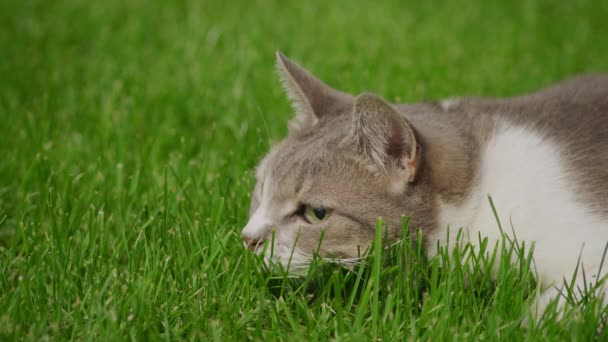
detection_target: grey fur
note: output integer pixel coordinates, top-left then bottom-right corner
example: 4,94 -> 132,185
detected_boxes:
245,53 -> 608,264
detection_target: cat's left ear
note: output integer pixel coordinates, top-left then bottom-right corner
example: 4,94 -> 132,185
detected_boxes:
276,52 -> 353,132
350,93 -> 422,184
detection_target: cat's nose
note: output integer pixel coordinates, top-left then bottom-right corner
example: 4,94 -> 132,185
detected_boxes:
243,236 -> 264,251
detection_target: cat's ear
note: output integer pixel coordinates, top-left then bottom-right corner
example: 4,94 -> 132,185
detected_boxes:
276,52 -> 353,132
350,93 -> 421,183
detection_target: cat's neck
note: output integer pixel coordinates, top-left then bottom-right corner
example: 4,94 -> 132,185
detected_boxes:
397,105 -> 486,205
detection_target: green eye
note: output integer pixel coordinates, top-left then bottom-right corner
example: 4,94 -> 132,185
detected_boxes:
304,205 -> 331,224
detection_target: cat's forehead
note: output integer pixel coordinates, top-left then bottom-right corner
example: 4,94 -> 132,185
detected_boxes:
256,121 -> 344,178
257,140 -> 376,202
261,136 -> 339,180
256,146 -> 322,192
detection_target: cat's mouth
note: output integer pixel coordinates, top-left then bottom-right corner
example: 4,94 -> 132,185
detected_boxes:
245,240 -> 312,274
250,242 -> 366,274
262,248 -> 313,275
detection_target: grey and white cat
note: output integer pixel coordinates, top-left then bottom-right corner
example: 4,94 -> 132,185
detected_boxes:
242,52 -> 608,315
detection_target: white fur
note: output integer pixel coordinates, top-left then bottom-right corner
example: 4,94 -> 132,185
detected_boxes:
242,174 -> 274,241
439,97 -> 461,110
242,173 -> 308,271
387,170 -> 408,195
432,124 -> 608,314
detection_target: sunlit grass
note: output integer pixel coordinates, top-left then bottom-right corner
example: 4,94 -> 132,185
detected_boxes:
1,0 -> 607,339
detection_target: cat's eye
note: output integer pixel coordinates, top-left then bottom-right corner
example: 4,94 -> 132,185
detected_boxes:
303,205 -> 331,224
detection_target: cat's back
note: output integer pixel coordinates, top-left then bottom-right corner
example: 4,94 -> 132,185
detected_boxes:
431,75 -> 608,284
525,73 -> 608,106
446,74 -> 608,216
450,74 -> 608,131
510,74 -> 608,138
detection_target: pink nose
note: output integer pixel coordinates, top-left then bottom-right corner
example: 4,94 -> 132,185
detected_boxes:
243,236 -> 263,251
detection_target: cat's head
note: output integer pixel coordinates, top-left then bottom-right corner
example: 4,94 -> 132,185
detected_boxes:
242,53 -> 432,273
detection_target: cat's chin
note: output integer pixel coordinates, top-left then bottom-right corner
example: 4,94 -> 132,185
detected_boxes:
258,247 -> 365,276
261,255 -> 312,276
253,244 -> 313,275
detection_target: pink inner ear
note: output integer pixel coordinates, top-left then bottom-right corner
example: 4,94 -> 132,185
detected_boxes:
385,117 -> 421,182
386,120 -> 408,168
406,145 -> 422,183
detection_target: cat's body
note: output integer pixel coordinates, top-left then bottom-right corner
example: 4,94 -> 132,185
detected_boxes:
242,53 -> 608,315
420,77 -> 608,310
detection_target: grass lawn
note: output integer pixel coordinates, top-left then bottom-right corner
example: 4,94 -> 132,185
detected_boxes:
1,0 -> 608,340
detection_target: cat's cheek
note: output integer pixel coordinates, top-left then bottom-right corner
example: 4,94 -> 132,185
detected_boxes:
322,219 -> 376,259
251,223 -> 312,274
248,191 -> 260,217
261,246 -> 311,275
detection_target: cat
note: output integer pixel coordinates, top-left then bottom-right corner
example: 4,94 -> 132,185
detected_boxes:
242,52 -> 608,316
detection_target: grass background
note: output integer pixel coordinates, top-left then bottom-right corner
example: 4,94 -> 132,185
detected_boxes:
1,0 -> 608,340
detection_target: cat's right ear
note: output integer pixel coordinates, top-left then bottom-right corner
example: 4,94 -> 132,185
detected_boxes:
276,52 -> 353,132
350,93 -> 422,185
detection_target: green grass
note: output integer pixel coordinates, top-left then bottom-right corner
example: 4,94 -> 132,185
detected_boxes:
1,0 -> 608,339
